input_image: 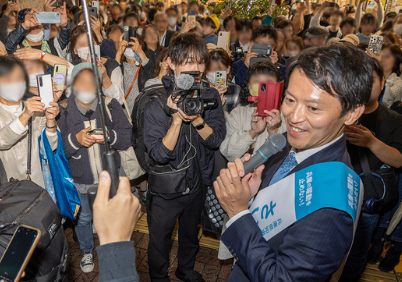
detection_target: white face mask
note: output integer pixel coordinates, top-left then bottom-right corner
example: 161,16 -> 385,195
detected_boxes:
0,82 -> 26,102
74,89 -> 97,104
168,16 -> 177,27
124,47 -> 135,59
206,72 -> 216,85
76,46 -> 101,61
28,71 -> 45,87
288,51 -> 299,57
394,24 -> 402,35
26,29 -> 44,43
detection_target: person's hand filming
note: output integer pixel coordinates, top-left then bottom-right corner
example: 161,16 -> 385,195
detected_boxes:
76,127 -> 96,147
214,154 -> 265,218
93,171 -> 141,246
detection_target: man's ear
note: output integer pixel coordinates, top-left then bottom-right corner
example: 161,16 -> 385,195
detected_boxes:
167,57 -> 174,70
344,104 -> 365,126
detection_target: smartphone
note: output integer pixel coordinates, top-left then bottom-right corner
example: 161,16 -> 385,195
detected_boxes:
251,43 -> 273,56
52,0 -> 59,8
37,74 -> 53,108
35,12 -> 61,24
215,71 -> 227,87
53,64 -> 67,91
188,10 -> 196,22
88,6 -> 98,19
256,81 -> 284,116
368,35 -> 384,56
226,2 -> 231,9
92,1 -> 99,10
94,45 -> 101,59
0,225 -> 41,282
217,31 -> 230,52
87,128 -> 104,135
87,129 -> 110,137
123,26 -> 137,42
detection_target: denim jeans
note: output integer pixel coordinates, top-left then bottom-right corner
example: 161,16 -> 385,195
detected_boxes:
75,192 -> 94,253
339,212 -> 380,282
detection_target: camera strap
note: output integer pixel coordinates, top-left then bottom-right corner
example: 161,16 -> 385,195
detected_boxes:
183,123 -> 203,190
357,147 -> 382,198
125,63 -> 141,100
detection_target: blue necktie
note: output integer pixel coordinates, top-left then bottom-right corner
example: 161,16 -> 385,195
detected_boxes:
269,152 -> 298,186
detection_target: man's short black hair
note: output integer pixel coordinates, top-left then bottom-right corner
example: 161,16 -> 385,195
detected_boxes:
189,1 -> 199,7
330,10 -> 344,19
322,11 -> 331,20
360,13 -> 376,26
168,33 -> 209,66
148,8 -> 158,22
223,16 -> 236,29
340,17 -> 355,29
235,18 -> 252,32
166,7 -> 177,14
156,2 -> 164,7
252,25 -> 278,43
286,45 -> 372,116
370,56 -> 384,80
303,26 -> 329,39
252,16 -> 263,21
386,11 -> 397,18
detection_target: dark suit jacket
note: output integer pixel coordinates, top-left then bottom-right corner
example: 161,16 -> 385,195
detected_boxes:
221,134 -> 355,282
163,29 -> 176,48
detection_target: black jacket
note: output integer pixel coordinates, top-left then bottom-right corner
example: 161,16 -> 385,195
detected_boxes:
5,23 -> 70,55
143,76 -> 226,195
138,47 -> 161,92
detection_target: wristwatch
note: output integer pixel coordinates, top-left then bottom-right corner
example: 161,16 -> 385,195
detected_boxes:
40,51 -> 46,60
194,120 -> 206,130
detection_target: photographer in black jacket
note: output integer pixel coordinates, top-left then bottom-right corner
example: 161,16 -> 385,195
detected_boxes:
143,33 -> 226,282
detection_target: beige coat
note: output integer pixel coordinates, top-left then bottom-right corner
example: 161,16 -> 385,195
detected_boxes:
0,101 -> 57,188
220,104 -> 286,162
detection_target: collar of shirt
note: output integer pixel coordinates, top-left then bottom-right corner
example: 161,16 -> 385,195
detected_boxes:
168,25 -> 177,32
159,30 -> 167,46
240,41 -> 250,52
0,101 -> 24,114
289,134 -> 344,164
75,98 -> 98,116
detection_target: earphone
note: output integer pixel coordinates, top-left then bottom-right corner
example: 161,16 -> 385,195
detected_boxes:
361,172 -> 386,214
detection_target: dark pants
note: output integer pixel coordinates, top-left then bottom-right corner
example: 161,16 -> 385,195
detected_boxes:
339,212 -> 380,282
147,187 -> 203,282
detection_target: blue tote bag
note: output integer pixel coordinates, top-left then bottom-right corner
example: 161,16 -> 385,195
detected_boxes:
39,127 -> 81,219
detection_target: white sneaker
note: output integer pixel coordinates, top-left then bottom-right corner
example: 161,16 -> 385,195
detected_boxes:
80,252 -> 94,273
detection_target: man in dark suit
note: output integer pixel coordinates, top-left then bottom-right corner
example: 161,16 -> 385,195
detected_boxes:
154,12 -> 176,48
214,44 -> 374,281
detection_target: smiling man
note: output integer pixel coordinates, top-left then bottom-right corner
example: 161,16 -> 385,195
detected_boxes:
214,44 -> 373,281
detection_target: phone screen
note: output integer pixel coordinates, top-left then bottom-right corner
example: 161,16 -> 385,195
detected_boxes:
188,10 -> 196,22
0,227 -> 39,281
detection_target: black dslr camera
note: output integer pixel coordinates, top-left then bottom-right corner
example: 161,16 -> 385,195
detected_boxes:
174,71 -> 218,116
250,43 -> 274,67
231,45 -> 244,62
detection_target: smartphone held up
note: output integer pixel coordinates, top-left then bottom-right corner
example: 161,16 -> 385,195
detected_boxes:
248,81 -> 284,116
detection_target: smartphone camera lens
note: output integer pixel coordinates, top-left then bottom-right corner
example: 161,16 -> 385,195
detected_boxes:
39,77 -> 43,87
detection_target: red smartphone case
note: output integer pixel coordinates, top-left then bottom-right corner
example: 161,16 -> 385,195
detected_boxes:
253,81 -> 284,116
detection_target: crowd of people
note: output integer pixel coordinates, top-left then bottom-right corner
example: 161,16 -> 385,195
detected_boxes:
0,0 -> 402,281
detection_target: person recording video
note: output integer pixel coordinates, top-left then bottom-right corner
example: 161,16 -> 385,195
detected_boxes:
142,33 -> 225,282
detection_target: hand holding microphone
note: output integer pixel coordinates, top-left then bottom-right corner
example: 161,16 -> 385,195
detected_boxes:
214,134 -> 286,218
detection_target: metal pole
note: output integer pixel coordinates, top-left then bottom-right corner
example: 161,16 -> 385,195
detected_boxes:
81,0 -> 120,201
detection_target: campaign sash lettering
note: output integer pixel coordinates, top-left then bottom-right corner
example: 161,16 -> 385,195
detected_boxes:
250,162 -> 363,241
